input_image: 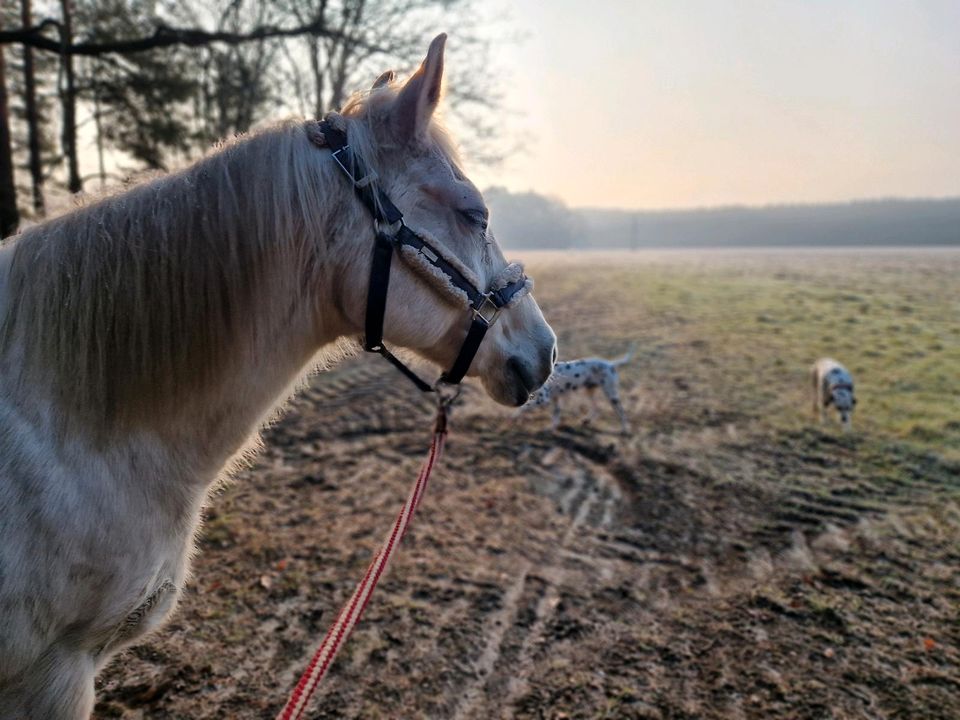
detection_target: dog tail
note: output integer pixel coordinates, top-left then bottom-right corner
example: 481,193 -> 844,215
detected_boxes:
612,343 -> 637,367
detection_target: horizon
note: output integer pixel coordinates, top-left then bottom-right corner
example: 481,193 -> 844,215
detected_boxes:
485,188 -> 960,214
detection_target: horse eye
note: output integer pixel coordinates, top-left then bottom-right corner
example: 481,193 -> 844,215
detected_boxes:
458,208 -> 488,230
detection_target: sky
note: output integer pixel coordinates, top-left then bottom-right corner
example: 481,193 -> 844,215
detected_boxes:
462,1 -> 960,210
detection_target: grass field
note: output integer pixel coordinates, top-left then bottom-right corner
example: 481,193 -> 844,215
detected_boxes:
537,248 -> 960,456
97,249 -> 960,719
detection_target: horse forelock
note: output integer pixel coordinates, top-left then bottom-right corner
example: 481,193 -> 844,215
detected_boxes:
0,120 -> 341,431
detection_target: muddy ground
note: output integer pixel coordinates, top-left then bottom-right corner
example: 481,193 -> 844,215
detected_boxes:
96,251 -> 960,719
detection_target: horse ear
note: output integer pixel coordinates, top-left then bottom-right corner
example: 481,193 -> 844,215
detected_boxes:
372,69 -> 395,90
392,33 -> 446,142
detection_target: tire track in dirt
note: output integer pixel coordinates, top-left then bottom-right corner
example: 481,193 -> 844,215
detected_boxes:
451,447 -> 622,720
744,432 -> 960,549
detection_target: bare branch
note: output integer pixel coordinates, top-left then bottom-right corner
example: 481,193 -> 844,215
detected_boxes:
0,17 -> 383,56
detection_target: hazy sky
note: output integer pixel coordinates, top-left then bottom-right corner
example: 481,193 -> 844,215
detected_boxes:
462,1 -> 960,210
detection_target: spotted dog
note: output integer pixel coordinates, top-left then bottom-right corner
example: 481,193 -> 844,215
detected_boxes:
517,346 -> 634,433
811,357 -> 857,430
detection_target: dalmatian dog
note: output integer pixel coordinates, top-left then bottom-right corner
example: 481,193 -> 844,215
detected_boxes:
516,346 -> 634,434
811,357 -> 857,430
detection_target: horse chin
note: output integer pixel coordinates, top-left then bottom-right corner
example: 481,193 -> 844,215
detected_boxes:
481,374 -> 532,407
480,355 -> 549,407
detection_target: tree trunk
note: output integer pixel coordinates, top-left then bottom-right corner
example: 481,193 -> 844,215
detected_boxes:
93,74 -> 106,189
0,44 -> 20,238
21,0 -> 44,214
59,0 -> 81,194
309,34 -> 324,118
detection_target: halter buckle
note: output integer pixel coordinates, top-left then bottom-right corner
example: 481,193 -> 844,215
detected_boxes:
331,146 -> 377,188
473,293 -> 501,326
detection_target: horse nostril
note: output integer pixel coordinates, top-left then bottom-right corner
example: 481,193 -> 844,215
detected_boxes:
505,356 -> 536,405
506,356 -> 526,382
551,344 -> 558,365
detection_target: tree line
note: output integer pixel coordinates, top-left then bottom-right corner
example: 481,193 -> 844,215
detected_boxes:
0,0 -> 497,238
481,188 -> 960,250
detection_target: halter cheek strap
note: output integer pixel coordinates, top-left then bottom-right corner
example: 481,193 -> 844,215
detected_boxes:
312,118 -> 531,393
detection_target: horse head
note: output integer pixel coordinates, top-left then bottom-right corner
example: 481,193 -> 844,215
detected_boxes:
331,34 -> 556,405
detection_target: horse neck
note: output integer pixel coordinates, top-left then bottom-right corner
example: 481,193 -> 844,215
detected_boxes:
3,130 -> 369,486
141,206 -> 356,481
138,147 -> 388,481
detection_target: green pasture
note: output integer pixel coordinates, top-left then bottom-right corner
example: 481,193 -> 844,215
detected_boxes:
528,249 -> 960,461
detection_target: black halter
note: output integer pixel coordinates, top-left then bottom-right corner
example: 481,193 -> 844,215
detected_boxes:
317,119 -> 530,394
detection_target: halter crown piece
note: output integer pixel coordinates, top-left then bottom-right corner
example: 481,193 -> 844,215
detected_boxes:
309,115 -> 532,396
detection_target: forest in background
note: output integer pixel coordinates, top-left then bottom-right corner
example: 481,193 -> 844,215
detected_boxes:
485,188 -> 960,250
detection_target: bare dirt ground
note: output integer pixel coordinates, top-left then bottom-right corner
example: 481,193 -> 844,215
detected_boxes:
96,250 -> 960,719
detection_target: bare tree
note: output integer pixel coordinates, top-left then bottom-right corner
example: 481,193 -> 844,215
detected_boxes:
279,0 -> 505,161
178,0 -> 287,146
20,0 -> 44,213
0,0 -> 506,225
0,43 -> 20,237
0,1 -> 364,214
58,0 -> 80,193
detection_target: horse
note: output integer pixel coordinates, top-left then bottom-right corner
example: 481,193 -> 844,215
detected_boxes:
0,34 -> 556,719
810,357 -> 856,430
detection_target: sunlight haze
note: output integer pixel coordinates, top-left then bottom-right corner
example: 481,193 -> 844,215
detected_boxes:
466,0 -> 960,210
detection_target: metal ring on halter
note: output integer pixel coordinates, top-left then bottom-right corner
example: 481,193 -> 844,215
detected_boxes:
374,218 -> 404,236
433,381 -> 462,407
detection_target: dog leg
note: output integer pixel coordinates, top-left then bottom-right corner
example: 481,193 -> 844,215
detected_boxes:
582,388 -> 600,425
602,375 -> 630,435
816,376 -> 828,425
551,396 -> 562,430
811,365 -> 821,420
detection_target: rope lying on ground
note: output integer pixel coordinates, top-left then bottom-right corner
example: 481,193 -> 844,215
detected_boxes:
276,403 -> 449,720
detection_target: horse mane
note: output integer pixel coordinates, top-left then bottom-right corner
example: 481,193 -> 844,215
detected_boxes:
0,83 -> 464,432
0,119 -> 336,429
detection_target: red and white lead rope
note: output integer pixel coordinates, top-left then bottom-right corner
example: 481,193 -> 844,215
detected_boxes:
276,405 -> 449,720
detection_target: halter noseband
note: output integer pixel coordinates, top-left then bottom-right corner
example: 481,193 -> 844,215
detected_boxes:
313,118 -> 530,394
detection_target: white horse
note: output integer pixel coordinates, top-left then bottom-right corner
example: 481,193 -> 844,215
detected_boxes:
0,34 -> 555,719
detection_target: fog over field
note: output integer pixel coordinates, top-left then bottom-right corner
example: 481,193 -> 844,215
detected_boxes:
486,189 -> 960,250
